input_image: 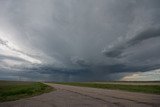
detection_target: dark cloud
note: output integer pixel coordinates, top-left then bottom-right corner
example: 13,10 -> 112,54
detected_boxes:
0,0 -> 160,81
128,27 -> 160,46
103,27 -> 160,58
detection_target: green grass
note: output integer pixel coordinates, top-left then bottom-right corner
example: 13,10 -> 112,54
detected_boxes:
0,81 -> 54,102
56,82 -> 160,94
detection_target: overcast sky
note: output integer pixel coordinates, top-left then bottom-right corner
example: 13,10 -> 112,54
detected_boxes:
0,0 -> 160,81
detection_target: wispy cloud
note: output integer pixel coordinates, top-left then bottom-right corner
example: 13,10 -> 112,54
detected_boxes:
0,37 -> 41,64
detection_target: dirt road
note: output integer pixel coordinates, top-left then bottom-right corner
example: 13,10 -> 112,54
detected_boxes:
0,83 -> 160,107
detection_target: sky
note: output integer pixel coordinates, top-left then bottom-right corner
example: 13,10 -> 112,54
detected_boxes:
0,0 -> 160,82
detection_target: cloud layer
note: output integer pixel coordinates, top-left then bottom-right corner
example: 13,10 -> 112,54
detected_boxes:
0,0 -> 160,81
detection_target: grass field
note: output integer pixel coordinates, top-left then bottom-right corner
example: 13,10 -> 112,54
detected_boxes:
56,82 -> 160,94
0,81 -> 53,102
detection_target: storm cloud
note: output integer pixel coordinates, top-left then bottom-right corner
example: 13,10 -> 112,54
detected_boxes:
0,0 -> 160,81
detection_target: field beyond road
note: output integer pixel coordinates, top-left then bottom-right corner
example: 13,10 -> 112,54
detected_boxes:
0,81 -> 53,102
56,82 -> 160,94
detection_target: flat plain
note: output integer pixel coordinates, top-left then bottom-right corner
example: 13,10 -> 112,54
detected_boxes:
0,81 -> 160,107
56,81 -> 160,94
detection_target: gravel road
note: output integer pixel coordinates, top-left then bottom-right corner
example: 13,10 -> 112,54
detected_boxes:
0,83 -> 160,107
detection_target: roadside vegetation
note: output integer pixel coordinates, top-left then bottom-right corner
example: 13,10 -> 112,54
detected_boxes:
0,81 -> 54,102
56,82 -> 160,94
